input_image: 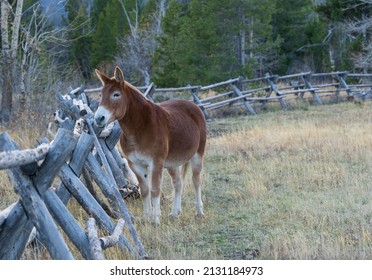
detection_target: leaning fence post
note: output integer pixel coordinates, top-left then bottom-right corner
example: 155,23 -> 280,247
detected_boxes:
265,73 -> 287,110
1,133 -> 74,260
86,218 -> 105,260
86,118 -> 117,187
84,152 -> 147,258
191,86 -> 210,120
55,132 -> 95,205
230,81 -> 256,115
337,72 -> 353,100
302,73 -> 322,105
0,129 -> 77,260
58,163 -> 139,258
99,138 -> 128,189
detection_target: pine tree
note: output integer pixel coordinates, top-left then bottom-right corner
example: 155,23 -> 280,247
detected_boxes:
91,0 -> 107,27
153,0 -> 283,86
272,0 -> 321,73
153,0 -> 235,86
152,0 -> 187,86
91,1 -> 119,68
237,0 -> 282,77
66,1 -> 92,79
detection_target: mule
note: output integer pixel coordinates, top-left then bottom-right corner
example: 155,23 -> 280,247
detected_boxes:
94,67 -> 207,225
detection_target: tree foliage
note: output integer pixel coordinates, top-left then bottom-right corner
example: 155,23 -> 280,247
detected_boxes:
153,0 -> 283,86
317,0 -> 372,72
1,0 -> 371,122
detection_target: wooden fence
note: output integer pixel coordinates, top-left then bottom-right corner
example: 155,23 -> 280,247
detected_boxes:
0,89 -> 146,260
85,71 -> 372,120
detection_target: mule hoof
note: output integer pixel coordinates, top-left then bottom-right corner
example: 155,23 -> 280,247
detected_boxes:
170,210 -> 181,219
195,212 -> 205,219
132,216 -> 148,225
151,217 -> 161,227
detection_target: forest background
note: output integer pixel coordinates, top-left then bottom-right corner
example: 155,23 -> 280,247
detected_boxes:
0,0 -> 371,122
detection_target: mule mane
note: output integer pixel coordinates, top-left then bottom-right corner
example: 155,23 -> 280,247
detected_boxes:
119,80 -> 165,126
123,81 -> 151,106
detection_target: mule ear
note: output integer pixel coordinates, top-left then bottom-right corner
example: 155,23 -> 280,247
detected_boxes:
114,66 -> 125,84
95,69 -> 111,86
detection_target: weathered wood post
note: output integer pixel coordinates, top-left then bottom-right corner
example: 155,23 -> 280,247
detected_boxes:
191,86 -> 210,120
0,131 -> 76,260
230,78 -> 256,115
336,72 -> 353,100
143,83 -> 156,102
265,73 -> 287,110
302,73 -> 322,105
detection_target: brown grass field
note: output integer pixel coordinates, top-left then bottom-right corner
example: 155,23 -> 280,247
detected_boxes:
1,101 -> 371,259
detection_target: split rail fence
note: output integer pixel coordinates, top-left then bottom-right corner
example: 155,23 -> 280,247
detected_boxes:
86,71 -> 371,120
0,89 -> 146,260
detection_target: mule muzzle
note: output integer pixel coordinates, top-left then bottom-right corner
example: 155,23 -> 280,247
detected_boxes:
95,115 -> 106,127
94,106 -> 111,128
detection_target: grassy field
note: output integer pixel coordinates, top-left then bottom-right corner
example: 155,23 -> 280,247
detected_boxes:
1,101 -> 372,259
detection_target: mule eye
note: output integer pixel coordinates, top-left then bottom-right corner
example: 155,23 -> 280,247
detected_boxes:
112,92 -> 121,99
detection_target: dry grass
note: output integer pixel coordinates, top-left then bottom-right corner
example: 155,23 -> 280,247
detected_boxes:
203,102 -> 372,259
1,101 -> 371,259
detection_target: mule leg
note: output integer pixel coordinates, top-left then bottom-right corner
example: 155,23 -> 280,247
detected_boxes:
150,163 -> 164,225
128,162 -> 151,220
191,153 -> 204,216
167,166 -> 183,218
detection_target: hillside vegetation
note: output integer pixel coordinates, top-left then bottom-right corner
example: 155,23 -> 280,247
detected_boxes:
1,0 -> 371,122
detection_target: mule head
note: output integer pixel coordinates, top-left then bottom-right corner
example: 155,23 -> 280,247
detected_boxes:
94,67 -> 127,128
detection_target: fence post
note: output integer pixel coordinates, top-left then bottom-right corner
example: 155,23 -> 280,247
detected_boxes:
86,218 -> 105,260
264,73 -> 287,110
143,83 -> 156,102
336,72 -> 353,100
230,78 -> 256,115
0,133 -> 74,260
58,163 -> 139,258
0,129 -> 77,260
84,152 -> 147,258
302,73 -> 322,105
191,86 -> 210,120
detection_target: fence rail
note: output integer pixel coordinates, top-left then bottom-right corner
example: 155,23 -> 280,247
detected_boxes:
84,71 -> 371,120
0,90 -> 145,260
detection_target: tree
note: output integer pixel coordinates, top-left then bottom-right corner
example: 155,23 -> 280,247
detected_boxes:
152,0 -> 187,86
272,0 -> 329,73
115,0 -> 168,84
316,0 -> 372,72
152,0 -> 282,86
91,1 -> 120,68
66,0 -> 92,80
237,0 -> 282,77
1,0 -> 24,123
345,0 -> 372,72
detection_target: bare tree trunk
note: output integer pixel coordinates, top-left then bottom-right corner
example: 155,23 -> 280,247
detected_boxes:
11,0 -> 23,58
249,17 -> 254,60
328,45 -> 336,72
1,60 -> 13,123
155,0 -> 167,35
240,17 -> 246,66
1,0 -> 12,123
0,0 -> 24,123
